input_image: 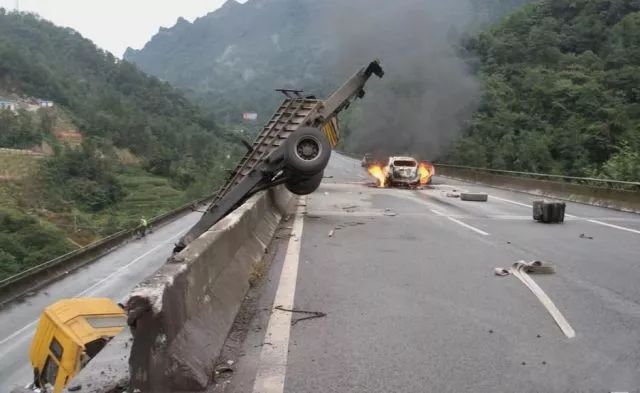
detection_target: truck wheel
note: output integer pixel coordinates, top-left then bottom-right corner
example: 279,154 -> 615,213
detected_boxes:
285,127 -> 331,175
286,172 -> 324,195
460,192 -> 488,202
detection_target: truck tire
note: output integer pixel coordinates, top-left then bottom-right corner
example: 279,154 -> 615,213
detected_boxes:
286,171 -> 324,195
285,127 -> 331,175
460,192 -> 488,202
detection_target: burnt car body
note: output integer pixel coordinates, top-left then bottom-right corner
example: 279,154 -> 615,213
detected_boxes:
385,156 -> 420,187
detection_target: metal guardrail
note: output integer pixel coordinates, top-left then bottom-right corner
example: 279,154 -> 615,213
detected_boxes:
435,164 -> 640,190
0,191 -> 217,301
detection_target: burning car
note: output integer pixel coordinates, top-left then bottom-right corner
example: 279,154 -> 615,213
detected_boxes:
367,156 -> 433,188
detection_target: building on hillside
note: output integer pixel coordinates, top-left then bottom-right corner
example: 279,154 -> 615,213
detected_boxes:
0,99 -> 17,112
37,99 -> 54,108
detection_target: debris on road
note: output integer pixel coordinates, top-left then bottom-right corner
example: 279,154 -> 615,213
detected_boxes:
494,267 -> 510,276
533,200 -> 565,223
579,233 -> 594,240
510,260 -> 575,338
275,305 -> 327,325
328,230 -> 335,237
215,366 -> 234,375
460,192 -> 488,202
446,192 -> 460,198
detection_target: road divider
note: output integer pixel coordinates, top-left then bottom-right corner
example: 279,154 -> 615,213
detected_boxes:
122,186 -> 294,392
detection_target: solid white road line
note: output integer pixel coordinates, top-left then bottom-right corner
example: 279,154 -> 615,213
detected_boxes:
253,198 -> 306,393
430,209 -> 490,236
490,195 -> 640,234
586,219 -> 640,235
0,231 -> 183,353
75,232 -> 182,297
489,195 -> 531,208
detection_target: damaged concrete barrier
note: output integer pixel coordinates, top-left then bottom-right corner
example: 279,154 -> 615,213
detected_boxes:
125,186 -> 294,392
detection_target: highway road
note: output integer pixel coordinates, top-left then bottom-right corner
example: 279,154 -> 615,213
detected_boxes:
215,153 -> 640,393
0,211 -> 201,392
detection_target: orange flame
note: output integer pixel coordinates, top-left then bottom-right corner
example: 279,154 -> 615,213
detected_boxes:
418,162 -> 433,185
367,164 -> 387,188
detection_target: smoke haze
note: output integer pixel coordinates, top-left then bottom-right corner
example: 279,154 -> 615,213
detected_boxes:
327,0 -> 480,159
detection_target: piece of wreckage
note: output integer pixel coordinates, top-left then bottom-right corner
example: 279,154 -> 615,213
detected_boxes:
173,60 -> 384,253
366,156 -> 434,189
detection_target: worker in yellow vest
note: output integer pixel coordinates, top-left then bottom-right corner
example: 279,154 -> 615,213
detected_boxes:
139,217 -> 148,238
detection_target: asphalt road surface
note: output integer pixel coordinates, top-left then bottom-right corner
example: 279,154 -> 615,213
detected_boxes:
0,211 -> 201,392
216,153 -> 640,393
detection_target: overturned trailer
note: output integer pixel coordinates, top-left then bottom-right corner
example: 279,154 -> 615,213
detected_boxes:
174,60 -> 384,252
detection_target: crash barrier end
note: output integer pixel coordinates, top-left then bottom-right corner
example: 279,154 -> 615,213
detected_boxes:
125,186 -> 294,392
436,166 -> 640,214
0,193 -> 215,306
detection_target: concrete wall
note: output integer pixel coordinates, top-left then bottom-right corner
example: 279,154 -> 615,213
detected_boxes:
123,186 -> 294,392
437,166 -> 640,213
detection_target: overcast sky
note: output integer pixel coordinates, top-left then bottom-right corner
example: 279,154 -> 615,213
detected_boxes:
0,0 -> 245,57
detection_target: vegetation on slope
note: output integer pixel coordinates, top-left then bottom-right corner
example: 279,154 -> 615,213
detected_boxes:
448,0 -> 640,181
0,9 -> 241,279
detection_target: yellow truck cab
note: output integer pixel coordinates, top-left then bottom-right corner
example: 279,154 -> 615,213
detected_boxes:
29,298 -> 126,393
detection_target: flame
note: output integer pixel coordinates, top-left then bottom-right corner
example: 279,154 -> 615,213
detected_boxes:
418,162 -> 433,185
367,164 -> 387,188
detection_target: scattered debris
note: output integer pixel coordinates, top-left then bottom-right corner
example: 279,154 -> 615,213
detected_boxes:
275,305 -> 327,325
328,230 -> 334,237
533,200 -> 565,223
226,360 -> 235,366
445,192 -> 460,198
488,329 -> 494,334
521,361 -> 527,366
541,361 -> 547,365
460,192 -> 488,202
510,260 -> 575,339
324,192 -> 330,196
342,204 -> 358,210
68,385 -> 82,392
323,175 -> 334,179
494,268 -> 510,276
215,365 -> 234,375
579,233 -> 594,240
384,211 -> 397,217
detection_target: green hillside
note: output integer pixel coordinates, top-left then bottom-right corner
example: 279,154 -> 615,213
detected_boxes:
448,0 -> 640,181
0,9 -> 241,279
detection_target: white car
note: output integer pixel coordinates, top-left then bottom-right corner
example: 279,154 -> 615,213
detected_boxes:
385,156 -> 420,187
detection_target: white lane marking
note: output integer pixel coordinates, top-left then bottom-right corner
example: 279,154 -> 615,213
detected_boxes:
490,195 -> 640,234
489,195 -> 531,208
75,232 -> 182,297
253,198 -> 306,393
586,219 -> 640,235
430,209 -> 490,236
0,231 -> 182,351
0,320 -> 38,347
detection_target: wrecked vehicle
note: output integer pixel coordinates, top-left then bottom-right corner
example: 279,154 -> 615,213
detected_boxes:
367,156 -> 433,188
173,60 -> 384,253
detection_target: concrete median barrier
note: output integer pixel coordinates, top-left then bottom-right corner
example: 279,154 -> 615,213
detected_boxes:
124,186 -> 294,392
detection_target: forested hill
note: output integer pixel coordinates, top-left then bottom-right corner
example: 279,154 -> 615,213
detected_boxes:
124,0 -> 531,123
0,10 -> 240,279
0,9 -> 228,167
449,0 -> 640,181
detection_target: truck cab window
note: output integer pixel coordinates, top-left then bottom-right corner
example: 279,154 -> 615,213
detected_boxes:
42,355 -> 59,386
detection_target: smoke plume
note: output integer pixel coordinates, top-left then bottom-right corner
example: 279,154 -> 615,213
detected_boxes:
326,0 -> 480,160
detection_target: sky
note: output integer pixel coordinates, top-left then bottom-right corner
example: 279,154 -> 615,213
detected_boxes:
0,0 -> 245,57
